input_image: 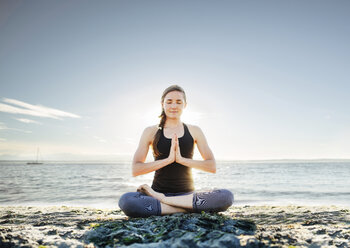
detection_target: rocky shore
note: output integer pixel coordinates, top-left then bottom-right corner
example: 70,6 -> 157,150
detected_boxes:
1,205 -> 349,247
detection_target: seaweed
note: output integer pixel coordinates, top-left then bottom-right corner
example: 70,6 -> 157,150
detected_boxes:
84,212 -> 258,247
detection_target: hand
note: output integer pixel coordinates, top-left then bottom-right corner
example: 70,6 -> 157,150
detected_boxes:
167,135 -> 176,163
175,134 -> 184,163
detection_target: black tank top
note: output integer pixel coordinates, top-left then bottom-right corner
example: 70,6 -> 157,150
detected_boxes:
151,123 -> 195,193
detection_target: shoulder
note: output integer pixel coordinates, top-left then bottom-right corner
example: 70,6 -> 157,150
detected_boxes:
143,125 -> 159,136
141,125 -> 159,141
186,124 -> 202,133
186,124 -> 205,142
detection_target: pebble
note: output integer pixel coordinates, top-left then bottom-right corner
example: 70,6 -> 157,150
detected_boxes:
1,205 -> 349,247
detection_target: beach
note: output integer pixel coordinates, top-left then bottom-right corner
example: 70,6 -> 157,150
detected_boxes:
1,205 -> 350,247
1,161 -> 350,247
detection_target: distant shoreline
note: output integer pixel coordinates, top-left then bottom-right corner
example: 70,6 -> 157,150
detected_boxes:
1,158 -> 350,163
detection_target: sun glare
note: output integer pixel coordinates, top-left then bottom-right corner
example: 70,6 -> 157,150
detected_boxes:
181,108 -> 204,125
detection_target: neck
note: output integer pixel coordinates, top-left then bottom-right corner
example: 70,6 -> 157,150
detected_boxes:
164,118 -> 182,128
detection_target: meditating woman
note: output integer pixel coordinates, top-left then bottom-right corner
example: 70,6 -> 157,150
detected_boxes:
118,85 -> 233,217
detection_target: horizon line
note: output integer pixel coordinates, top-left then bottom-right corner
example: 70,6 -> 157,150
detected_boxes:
1,158 -> 350,163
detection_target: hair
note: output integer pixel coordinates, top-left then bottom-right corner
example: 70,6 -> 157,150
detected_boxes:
152,85 -> 186,156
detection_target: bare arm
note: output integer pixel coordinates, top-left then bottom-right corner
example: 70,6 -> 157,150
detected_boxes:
176,126 -> 216,173
132,127 -> 175,177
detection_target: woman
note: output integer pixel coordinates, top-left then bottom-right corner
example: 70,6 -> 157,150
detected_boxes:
119,85 -> 233,217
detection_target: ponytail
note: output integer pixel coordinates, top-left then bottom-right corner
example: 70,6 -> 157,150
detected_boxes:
152,110 -> 166,157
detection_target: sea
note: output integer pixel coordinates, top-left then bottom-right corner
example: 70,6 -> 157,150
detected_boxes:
1,160 -> 350,208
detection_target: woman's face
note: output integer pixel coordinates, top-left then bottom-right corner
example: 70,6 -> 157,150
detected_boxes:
162,91 -> 186,119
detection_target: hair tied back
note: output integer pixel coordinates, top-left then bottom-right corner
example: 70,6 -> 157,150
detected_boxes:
152,85 -> 186,157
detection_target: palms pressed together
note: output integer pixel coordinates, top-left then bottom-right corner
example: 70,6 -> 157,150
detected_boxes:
137,134 -> 183,202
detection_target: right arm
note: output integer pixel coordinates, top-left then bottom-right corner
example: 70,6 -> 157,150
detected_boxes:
132,126 -> 175,177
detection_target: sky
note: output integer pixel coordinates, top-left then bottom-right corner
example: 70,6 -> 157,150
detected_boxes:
0,0 -> 349,161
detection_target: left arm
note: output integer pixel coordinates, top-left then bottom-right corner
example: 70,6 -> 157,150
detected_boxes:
176,125 -> 216,173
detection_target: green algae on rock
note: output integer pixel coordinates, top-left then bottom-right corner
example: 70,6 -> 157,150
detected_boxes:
2,206 -> 349,247
84,211 -> 260,247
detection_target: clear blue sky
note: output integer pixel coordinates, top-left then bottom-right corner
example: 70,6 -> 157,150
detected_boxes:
1,0 -> 349,160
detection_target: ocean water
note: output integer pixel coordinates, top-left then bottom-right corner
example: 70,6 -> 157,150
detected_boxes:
1,160 -> 350,208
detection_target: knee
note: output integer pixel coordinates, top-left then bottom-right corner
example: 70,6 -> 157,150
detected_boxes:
118,192 -> 160,218
218,189 -> 234,211
118,192 -> 141,217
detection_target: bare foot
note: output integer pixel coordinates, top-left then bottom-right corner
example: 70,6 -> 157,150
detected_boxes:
137,184 -> 165,202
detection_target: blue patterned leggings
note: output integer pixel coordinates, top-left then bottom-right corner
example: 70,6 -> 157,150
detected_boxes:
118,189 -> 234,218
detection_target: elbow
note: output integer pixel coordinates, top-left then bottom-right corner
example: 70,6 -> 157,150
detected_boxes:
132,163 -> 139,177
203,158 -> 216,173
132,169 -> 141,177
211,160 -> 216,173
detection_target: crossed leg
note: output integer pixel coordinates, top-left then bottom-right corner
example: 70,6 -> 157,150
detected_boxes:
138,184 -> 193,214
160,203 -> 188,215
118,184 -> 234,217
138,184 -> 235,214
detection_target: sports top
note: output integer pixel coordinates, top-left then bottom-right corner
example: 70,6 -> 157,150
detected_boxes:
151,123 -> 194,193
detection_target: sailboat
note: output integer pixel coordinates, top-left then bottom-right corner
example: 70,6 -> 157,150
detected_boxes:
27,147 -> 43,165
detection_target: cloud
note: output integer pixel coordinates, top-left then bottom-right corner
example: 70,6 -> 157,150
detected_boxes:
0,122 -> 9,130
0,121 -> 32,133
0,138 -> 6,142
93,136 -> 107,143
14,118 -> 42,125
0,98 -> 81,120
124,137 -> 136,145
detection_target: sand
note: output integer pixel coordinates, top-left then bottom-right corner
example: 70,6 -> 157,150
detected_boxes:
1,205 -> 350,247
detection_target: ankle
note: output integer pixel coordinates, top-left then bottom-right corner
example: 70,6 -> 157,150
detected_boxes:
159,193 -> 166,203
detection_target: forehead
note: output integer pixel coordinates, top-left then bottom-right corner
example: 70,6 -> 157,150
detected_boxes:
164,91 -> 185,100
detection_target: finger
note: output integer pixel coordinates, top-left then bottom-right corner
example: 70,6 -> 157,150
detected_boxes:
176,141 -> 181,155
138,186 -> 146,193
175,138 -> 177,146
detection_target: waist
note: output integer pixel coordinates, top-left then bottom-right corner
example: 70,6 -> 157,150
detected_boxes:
163,191 -> 194,196
152,169 -> 194,193
151,181 -> 194,193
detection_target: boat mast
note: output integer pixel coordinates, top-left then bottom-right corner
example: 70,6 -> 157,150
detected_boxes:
36,147 -> 39,163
